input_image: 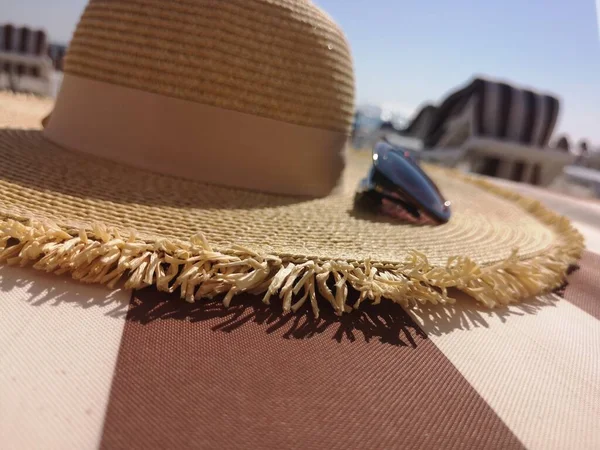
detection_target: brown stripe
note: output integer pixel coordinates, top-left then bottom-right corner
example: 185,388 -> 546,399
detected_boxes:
18,27 -> 30,53
563,251 -> 600,320
101,291 -> 524,449
4,24 -> 14,51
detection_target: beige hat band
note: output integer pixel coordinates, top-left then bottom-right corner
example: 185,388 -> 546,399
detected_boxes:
44,74 -> 348,197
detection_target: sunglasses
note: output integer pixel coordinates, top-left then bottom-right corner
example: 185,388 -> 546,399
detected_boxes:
355,141 -> 452,224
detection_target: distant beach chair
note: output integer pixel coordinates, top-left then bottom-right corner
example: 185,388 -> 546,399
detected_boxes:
400,77 -> 575,186
0,24 -> 54,96
399,104 -> 438,141
552,135 -> 571,153
587,152 -> 600,171
563,165 -> 600,198
48,43 -> 67,72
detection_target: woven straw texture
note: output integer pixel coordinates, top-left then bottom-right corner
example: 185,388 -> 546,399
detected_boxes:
0,93 -> 584,315
0,93 -> 556,265
64,0 -> 355,133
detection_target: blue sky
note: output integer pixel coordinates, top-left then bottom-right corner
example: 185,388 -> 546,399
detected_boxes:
6,0 -> 600,143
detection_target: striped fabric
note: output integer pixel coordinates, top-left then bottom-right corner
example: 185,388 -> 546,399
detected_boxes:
0,24 -> 49,77
0,24 -> 48,55
1,181 -> 599,449
400,77 -> 561,184
411,77 -> 561,149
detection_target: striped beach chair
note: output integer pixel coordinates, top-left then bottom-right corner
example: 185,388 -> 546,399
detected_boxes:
403,77 -> 575,186
0,24 -> 54,95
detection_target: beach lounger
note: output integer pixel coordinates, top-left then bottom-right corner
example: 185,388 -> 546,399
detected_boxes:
0,24 -> 54,96
402,77 -> 576,186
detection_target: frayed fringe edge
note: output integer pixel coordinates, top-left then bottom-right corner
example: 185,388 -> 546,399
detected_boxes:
0,175 -> 584,317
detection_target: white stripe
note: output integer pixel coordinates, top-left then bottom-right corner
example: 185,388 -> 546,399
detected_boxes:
0,266 -> 129,450
571,220 -> 600,255
411,294 -> 600,450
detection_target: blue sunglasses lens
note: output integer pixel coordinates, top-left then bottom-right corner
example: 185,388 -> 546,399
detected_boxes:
370,142 -> 451,223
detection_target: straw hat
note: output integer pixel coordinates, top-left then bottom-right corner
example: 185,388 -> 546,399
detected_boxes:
0,0 -> 583,316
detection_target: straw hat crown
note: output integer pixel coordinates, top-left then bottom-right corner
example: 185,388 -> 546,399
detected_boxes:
65,0 -> 356,133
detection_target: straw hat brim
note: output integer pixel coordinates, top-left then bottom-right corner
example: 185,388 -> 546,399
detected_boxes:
0,93 -> 584,315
